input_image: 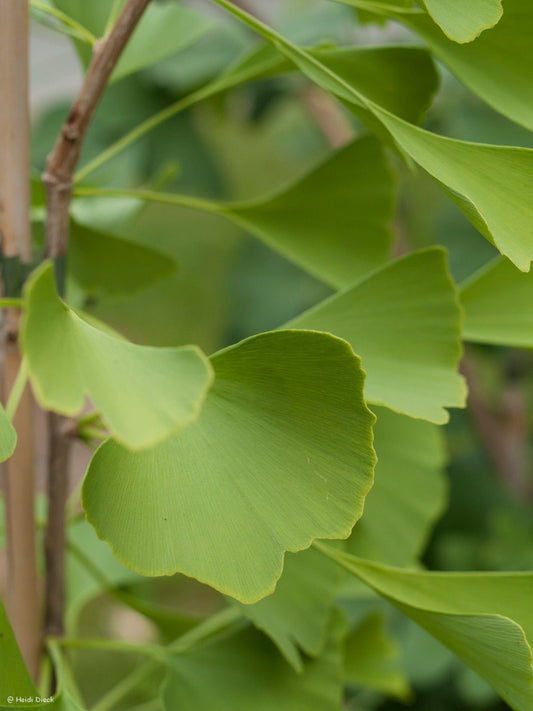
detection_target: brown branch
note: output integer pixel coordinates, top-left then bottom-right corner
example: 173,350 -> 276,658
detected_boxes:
42,0 -> 154,640
43,0 -> 153,259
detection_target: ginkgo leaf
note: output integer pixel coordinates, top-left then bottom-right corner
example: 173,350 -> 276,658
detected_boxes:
287,248 -> 466,423
421,0 -> 503,43
344,612 -> 410,700
211,0 -> 533,271
318,546 -> 533,711
232,548 -> 343,671
162,614 -> 345,711
68,220 -> 177,296
52,0 -> 213,82
229,136 -> 396,288
21,262 -> 213,450
403,0 -> 533,132
30,218 -> 178,296
460,257 -> 533,347
84,136 -> 396,289
348,406 -> 447,565
82,330 -> 376,603
371,107 -> 533,272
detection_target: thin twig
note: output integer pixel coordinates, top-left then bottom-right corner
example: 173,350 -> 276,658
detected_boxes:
42,0 -> 154,642
43,0 -> 153,259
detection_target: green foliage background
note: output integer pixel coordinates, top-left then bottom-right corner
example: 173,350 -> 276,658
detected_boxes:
2,0 -> 533,709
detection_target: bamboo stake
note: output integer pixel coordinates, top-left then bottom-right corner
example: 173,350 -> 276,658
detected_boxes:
0,0 -> 32,261
0,0 -> 40,680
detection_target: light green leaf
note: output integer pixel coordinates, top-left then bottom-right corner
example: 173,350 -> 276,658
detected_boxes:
112,2 -> 213,83
344,612 -> 410,700
319,546 -> 533,711
162,614 -> 345,711
372,107 -> 533,272
421,0 -> 503,43
233,548 -> 343,671
79,136 -> 397,289
461,257 -> 533,347
21,262 -> 213,450
287,248 -> 466,423
400,0 -> 533,132
0,406 -> 17,464
83,330 -> 376,603
211,0 -> 533,270
348,406 -> 447,565
230,136 -> 396,288
53,0 -> 212,82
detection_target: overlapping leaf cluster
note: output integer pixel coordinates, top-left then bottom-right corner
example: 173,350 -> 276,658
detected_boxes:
2,1 -> 533,709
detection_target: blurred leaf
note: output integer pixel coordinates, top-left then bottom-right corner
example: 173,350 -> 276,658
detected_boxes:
161,614 -> 345,710
348,406 -> 447,564
214,3 -> 533,271
22,262 -> 213,449
82,330 -> 376,603
320,546 -> 533,711
0,406 -> 16,464
52,0 -> 213,82
230,136 -> 396,287
68,220 -> 177,296
460,257 -> 533,347
344,612 -> 410,700
421,0 -> 503,43
232,548 -> 342,671
288,248 -> 466,423
399,0 -> 533,132
66,518 -> 142,631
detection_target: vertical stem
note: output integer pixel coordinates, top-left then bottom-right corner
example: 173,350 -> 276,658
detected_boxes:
0,0 -> 32,261
42,0 -> 154,640
43,414 -> 71,638
0,0 -> 41,681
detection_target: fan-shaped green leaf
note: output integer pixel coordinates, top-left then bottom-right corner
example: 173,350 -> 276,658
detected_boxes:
229,136 -> 395,287
162,614 -> 345,711
52,0 -> 213,82
398,0 -> 533,131
233,548 -> 343,671
31,218 -> 177,296
461,257 -> 533,347
68,220 -> 177,296
348,406 -> 447,564
287,248 -> 466,423
21,262 -> 213,450
344,612 -> 410,700
211,0 -> 533,271
319,546 -> 533,711
83,330 -> 376,603
421,0 -> 503,43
